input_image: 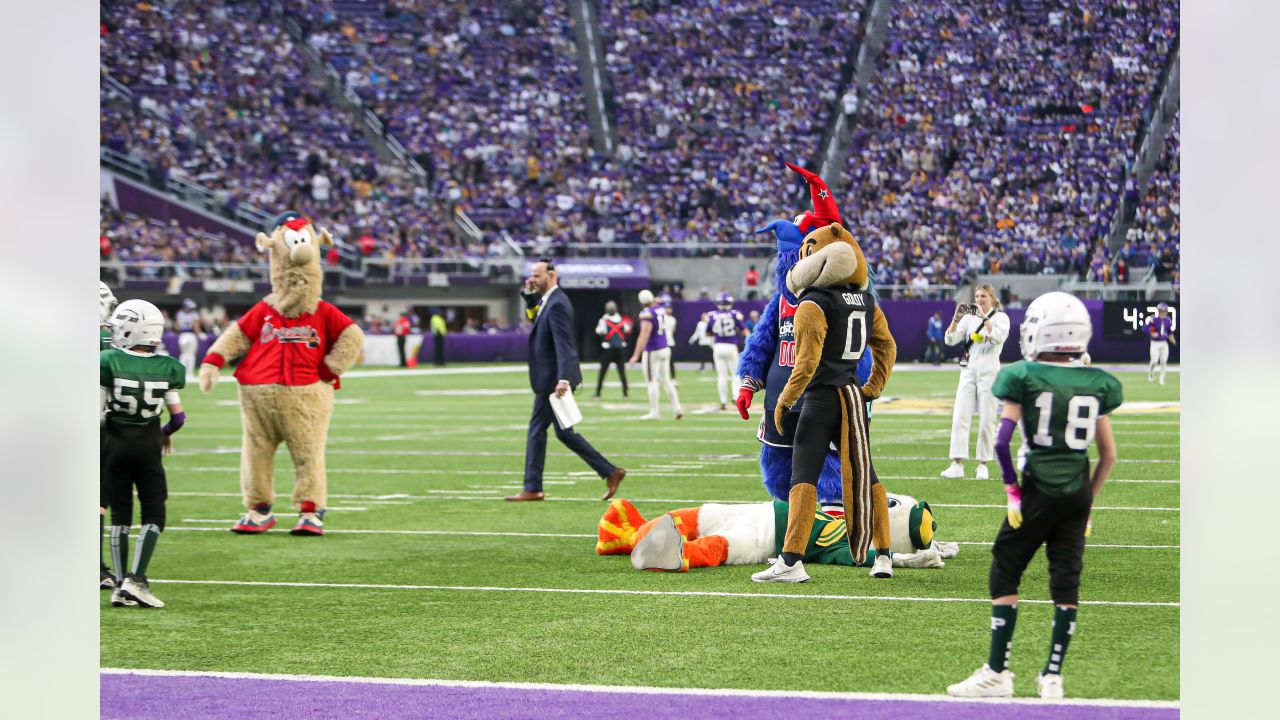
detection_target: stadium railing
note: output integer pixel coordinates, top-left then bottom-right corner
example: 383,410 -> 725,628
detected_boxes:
100,147 -> 275,232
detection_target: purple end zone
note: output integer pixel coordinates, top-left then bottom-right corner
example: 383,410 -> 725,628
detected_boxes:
101,673 -> 1178,720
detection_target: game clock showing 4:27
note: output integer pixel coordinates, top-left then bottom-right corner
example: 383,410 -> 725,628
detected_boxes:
1102,301 -> 1179,338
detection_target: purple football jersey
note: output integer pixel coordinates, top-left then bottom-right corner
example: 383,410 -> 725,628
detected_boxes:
640,306 -> 668,351
1146,315 -> 1172,341
707,309 -> 744,343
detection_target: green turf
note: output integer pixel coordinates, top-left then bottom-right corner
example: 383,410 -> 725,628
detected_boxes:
101,364 -> 1179,700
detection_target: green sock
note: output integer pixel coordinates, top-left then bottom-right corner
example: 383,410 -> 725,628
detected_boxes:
988,604 -> 1018,672
1044,606 -> 1078,676
109,526 -> 129,585
131,524 -> 161,578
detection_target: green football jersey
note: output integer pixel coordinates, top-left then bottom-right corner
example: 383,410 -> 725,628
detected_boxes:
992,360 -> 1123,496
100,327 -> 113,351
772,500 -> 868,567
100,349 -> 186,427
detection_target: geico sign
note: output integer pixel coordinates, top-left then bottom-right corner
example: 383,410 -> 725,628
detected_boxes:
560,276 -> 611,289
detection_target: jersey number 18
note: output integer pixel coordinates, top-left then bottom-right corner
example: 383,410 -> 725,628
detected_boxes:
1031,392 -> 1099,450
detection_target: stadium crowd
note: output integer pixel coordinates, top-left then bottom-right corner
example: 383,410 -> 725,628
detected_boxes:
99,0 -> 1179,285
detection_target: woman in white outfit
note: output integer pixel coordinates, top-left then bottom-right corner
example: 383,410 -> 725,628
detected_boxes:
940,285 -> 1010,480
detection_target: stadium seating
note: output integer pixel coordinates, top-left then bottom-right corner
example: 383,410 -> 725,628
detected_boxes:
842,0 -> 1179,287
99,0 -> 1179,281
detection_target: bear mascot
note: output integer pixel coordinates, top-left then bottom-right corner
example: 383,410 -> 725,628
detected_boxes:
596,493 -> 958,572
737,163 -> 885,507
198,212 -> 364,536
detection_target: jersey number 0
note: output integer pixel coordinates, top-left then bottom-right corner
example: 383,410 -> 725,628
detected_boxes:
842,310 -> 867,360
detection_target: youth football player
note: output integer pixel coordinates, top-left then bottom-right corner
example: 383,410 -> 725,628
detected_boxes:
99,282 -> 118,589
947,291 -> 1120,700
102,299 -> 188,608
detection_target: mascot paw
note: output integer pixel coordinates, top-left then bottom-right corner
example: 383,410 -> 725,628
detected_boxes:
198,363 -> 220,394
596,498 -> 646,555
860,384 -> 880,401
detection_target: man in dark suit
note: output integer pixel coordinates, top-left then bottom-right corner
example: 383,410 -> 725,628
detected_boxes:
508,259 -> 626,502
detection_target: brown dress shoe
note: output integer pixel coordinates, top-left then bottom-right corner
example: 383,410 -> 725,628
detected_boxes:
601,467 -> 627,501
504,491 -> 545,502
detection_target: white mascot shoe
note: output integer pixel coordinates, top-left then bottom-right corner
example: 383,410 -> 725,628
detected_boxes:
869,553 -> 894,578
751,558 -> 810,583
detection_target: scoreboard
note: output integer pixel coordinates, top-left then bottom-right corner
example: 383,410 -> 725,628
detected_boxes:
1101,301 -> 1179,339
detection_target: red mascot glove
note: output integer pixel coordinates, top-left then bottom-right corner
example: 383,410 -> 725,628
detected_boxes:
735,386 -> 754,420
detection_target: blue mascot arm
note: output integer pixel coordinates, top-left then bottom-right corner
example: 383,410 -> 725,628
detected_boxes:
737,291 -> 779,389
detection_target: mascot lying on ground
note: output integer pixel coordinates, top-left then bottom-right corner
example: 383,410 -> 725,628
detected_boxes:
198,212 -> 364,536
737,163 -> 884,506
597,494 -> 958,571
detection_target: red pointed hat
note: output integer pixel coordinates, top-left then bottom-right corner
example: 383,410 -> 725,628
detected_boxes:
786,162 -> 841,234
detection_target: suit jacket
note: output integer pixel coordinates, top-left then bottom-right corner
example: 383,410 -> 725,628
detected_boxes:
528,287 -> 583,394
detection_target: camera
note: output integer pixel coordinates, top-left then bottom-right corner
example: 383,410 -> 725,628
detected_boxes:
957,303 -> 980,316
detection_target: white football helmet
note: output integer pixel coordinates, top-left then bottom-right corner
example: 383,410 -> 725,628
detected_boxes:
109,299 -> 166,349
99,281 -> 118,325
638,289 -> 655,305
1019,291 -> 1092,361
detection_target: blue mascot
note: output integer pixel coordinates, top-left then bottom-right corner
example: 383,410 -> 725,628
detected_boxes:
736,163 -> 877,505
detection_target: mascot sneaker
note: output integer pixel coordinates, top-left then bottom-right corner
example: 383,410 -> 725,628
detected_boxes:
110,588 -> 137,608
630,515 -> 684,571
939,464 -> 965,479
290,509 -> 326,536
947,665 -> 1014,697
232,504 -> 276,534
869,553 -> 894,578
118,575 -> 164,609
751,558 -> 810,583
1037,673 -> 1064,700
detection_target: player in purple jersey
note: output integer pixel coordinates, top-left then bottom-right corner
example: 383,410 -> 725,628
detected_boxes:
629,290 -> 683,419
695,292 -> 745,410
1144,302 -> 1176,385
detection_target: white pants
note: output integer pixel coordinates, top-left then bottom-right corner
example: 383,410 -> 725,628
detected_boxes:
712,343 -> 740,405
643,347 -> 682,417
178,331 -> 199,374
1149,341 -> 1169,381
949,359 -> 1001,462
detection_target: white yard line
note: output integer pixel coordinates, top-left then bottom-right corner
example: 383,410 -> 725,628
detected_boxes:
98,667 -> 1179,709
140,578 -> 1182,608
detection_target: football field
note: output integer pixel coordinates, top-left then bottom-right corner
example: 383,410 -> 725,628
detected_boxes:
100,363 -> 1180,715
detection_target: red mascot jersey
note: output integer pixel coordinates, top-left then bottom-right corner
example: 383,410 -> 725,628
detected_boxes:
225,300 -> 355,386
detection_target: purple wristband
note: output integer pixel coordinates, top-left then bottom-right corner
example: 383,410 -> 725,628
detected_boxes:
162,411 -> 186,436
995,417 -> 1018,485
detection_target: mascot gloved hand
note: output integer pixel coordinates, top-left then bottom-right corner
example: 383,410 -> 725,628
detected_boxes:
736,165 -> 876,507
198,212 -> 364,536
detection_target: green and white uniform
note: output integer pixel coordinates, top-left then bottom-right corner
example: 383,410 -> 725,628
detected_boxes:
992,361 -> 1123,495
100,350 -> 186,428
987,359 -> 1123,605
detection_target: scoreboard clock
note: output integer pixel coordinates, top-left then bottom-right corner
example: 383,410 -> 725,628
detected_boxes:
1102,301 -> 1179,338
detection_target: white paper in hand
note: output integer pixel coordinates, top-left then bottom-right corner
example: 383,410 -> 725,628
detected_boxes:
549,390 -> 584,429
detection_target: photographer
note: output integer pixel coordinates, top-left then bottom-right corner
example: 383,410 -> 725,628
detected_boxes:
940,285 -> 1010,480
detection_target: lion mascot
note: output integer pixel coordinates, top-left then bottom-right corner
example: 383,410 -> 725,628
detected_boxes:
737,163 -> 880,506
198,212 -> 364,536
597,494 -> 957,572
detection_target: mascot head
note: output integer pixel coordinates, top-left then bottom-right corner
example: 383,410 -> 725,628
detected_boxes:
886,493 -> 936,553
255,211 -> 333,318
785,222 -> 869,298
